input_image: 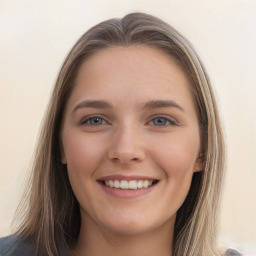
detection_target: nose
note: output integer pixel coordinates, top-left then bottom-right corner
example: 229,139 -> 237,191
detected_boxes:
107,125 -> 145,164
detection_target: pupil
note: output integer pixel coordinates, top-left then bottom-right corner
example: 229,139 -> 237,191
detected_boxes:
154,118 -> 166,125
91,118 -> 101,125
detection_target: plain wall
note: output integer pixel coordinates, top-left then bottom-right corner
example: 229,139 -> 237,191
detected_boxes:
0,0 -> 255,255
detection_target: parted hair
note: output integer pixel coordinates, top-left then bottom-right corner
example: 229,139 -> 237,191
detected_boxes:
14,12 -> 225,256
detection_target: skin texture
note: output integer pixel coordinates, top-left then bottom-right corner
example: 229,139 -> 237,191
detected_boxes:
61,46 -> 202,256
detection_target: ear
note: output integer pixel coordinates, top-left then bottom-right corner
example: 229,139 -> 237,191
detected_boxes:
61,152 -> 67,164
193,152 -> 204,172
59,139 -> 67,164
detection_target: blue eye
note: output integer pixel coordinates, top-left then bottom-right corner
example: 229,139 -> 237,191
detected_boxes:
150,116 -> 176,126
82,116 -> 106,126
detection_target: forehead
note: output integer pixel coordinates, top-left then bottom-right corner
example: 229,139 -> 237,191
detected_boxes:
76,45 -> 189,86
66,45 -> 196,116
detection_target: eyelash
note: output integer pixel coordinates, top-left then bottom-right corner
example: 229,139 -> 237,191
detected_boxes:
147,115 -> 178,127
80,115 -> 108,126
80,115 -> 178,127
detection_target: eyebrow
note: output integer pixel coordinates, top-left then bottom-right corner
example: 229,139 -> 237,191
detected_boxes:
73,99 -> 184,113
143,100 -> 184,112
73,100 -> 113,113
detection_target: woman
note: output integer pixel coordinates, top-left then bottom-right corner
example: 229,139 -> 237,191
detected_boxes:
0,12 -> 241,256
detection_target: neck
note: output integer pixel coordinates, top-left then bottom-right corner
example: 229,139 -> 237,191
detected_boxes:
73,213 -> 174,256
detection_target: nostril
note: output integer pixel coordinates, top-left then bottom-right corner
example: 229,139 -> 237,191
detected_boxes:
110,156 -> 140,164
108,147 -> 145,164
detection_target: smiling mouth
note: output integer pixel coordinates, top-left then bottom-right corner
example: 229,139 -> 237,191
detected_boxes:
99,179 -> 159,190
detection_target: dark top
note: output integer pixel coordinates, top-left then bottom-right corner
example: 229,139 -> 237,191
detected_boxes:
0,235 -> 242,256
0,235 -> 37,256
0,235 -> 72,256
224,248 -> 243,256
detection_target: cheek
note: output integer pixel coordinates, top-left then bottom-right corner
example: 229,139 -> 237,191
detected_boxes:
62,133 -> 108,209
152,131 -> 200,176
141,131 -> 200,221
62,132 -> 107,173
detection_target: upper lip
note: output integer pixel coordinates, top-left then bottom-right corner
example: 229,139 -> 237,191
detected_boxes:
97,175 -> 158,181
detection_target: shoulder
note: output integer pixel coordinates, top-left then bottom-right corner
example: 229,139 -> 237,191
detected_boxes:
0,235 -> 37,256
224,248 -> 243,256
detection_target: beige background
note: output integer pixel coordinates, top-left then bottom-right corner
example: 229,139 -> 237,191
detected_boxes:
0,0 -> 255,255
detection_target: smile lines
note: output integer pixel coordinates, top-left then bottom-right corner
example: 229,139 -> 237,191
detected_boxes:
102,180 -> 158,190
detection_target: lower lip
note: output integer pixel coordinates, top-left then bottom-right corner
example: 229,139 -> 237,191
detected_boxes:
98,182 -> 158,199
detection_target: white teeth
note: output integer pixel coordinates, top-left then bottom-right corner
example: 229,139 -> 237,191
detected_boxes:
120,180 -> 129,189
114,180 -> 119,188
137,180 -> 143,188
109,180 -> 114,188
128,180 -> 137,190
103,179 -> 156,189
143,180 -> 149,188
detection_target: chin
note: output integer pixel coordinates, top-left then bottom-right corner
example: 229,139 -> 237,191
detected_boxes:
104,221 -> 157,236
97,210 -> 175,236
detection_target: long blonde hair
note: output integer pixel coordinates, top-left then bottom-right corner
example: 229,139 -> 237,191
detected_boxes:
14,12 -> 225,256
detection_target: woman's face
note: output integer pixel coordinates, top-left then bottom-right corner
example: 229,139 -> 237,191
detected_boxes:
61,45 -> 202,235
